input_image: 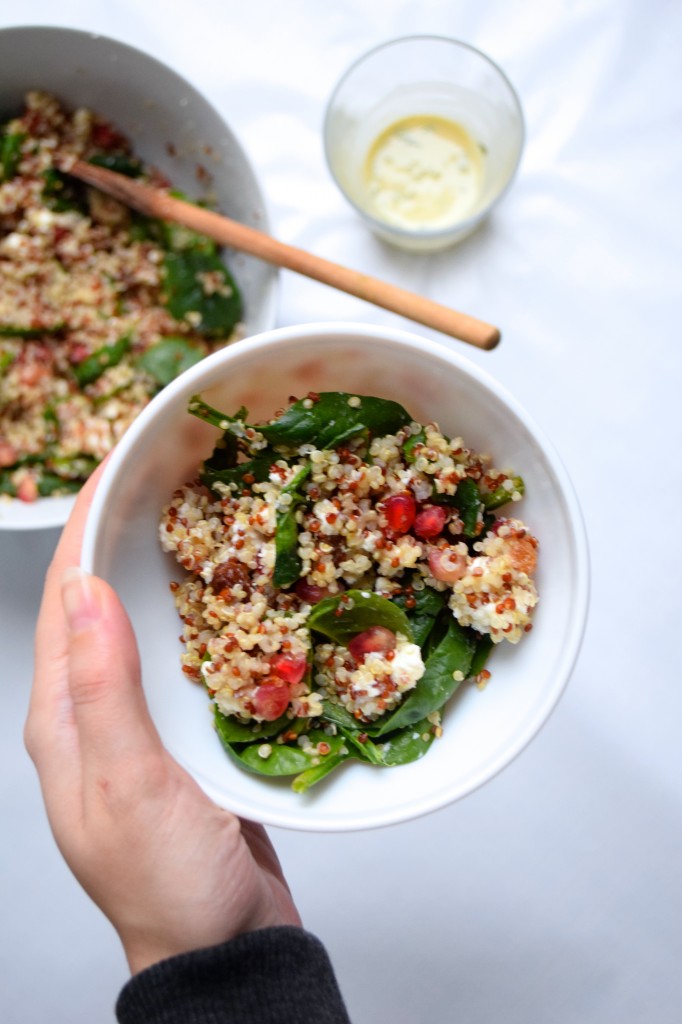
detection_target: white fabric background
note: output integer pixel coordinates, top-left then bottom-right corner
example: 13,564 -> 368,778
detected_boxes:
1,1 -> 680,1021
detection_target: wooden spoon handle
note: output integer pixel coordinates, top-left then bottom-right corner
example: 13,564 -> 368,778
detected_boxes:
67,159 -> 500,350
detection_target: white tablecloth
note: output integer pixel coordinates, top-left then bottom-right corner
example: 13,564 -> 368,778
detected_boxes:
1,2 -> 680,1021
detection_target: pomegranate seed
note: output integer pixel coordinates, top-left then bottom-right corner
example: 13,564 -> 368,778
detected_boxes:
17,476 -> 39,503
252,682 -> 290,721
414,505 -> 447,539
428,546 -> 467,583
348,626 -> 397,662
270,652 -> 307,685
382,492 -> 416,533
294,579 -> 332,603
0,441 -> 17,468
91,122 -> 127,149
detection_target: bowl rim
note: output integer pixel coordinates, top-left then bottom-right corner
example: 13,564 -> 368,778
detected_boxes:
0,23 -> 278,532
322,33 -> 526,245
81,321 -> 590,831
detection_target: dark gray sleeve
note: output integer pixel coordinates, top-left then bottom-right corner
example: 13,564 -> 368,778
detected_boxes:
115,926 -> 352,1024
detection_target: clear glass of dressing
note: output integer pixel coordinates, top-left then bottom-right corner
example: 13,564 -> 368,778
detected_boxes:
324,36 -> 525,251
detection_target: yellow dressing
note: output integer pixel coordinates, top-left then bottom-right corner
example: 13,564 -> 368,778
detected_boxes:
363,114 -> 484,231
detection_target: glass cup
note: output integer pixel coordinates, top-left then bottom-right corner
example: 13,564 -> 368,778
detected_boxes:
323,36 -> 525,252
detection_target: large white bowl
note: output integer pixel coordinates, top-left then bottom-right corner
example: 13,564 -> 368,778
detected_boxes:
81,323 -> 589,832
0,25 -> 277,531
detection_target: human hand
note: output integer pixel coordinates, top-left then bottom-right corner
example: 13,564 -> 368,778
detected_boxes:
25,467 -> 301,975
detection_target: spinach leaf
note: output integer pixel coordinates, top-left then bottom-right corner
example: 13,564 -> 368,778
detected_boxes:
1,132 -> 24,181
393,582 -> 447,648
48,455 -> 99,481
222,728 -> 349,787
188,394 -> 247,431
482,476 -> 525,509
320,699 -> 361,731
200,451 -> 274,495
373,717 -> 438,766
42,167 -> 85,212
138,336 -> 205,388
435,476 -> 483,537
308,590 -> 413,645
370,617 -> 475,737
273,463 -> 311,588
337,728 -> 386,766
454,476 -> 483,537
36,473 -> 82,497
163,249 -> 242,338
328,716 -> 438,768
402,426 -> 426,462
0,323 -> 65,338
291,753 -> 348,793
260,393 -> 411,450
73,334 -> 131,387
0,350 -> 17,373
214,707 -> 294,744
470,634 -> 494,677
0,470 -> 17,497
89,152 -> 143,178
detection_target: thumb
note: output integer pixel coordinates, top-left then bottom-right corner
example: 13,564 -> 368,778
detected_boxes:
62,567 -> 163,778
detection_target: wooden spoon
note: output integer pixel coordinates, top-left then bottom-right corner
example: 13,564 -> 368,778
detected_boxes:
65,159 -> 500,351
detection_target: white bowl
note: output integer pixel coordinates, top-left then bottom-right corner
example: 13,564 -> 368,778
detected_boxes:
82,323 -> 589,832
0,25 -> 277,531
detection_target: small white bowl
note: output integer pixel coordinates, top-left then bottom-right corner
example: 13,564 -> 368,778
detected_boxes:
0,26 -> 277,531
82,322 -> 589,832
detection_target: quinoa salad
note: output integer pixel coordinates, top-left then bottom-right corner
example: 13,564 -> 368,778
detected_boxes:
0,91 -> 242,502
160,391 -> 539,792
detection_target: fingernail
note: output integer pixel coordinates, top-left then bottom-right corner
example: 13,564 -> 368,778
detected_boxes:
61,567 -> 101,632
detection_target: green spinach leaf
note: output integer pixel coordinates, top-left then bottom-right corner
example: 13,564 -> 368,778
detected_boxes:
308,590 -> 413,645
42,167 -> 85,212
291,753 -> 348,793
273,463 -> 311,588
73,334 -> 131,387
223,728 -> 349,786
402,426 -> 426,462
370,616 -> 475,737
36,473 -> 82,497
373,717 -> 438,766
214,707 -> 294,744
163,249 -> 242,337
482,476 -> 525,509
393,582 -> 447,648
470,634 -> 494,677
1,132 -> 24,181
188,394 -> 247,431
0,470 -> 17,497
200,451 -> 274,495
0,322 -> 65,338
89,152 -> 143,178
138,336 -> 205,388
260,392 -> 411,450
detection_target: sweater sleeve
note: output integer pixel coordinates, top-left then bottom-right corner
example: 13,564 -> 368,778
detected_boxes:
115,926 -> 352,1024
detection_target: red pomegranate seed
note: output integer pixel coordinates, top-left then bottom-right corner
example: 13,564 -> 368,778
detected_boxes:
17,476 -> 39,503
252,682 -> 291,721
294,579 -> 333,603
348,626 -> 397,662
428,546 -> 467,583
382,492 -> 416,533
0,441 -> 17,468
270,652 -> 307,685
414,505 -> 447,539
